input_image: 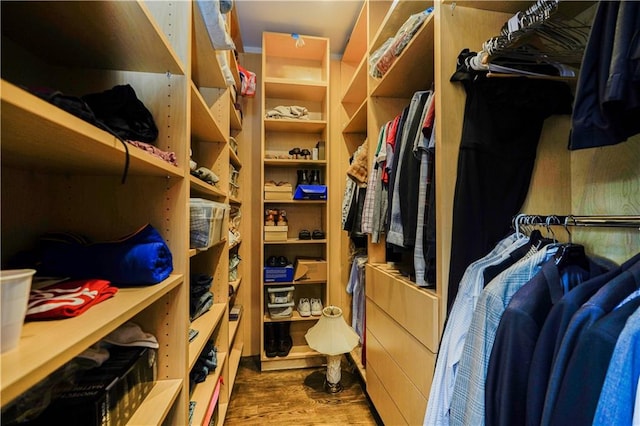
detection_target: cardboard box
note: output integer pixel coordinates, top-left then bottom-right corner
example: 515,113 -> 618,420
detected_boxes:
264,265 -> 294,282
264,183 -> 292,200
294,258 -> 327,282
264,225 -> 288,241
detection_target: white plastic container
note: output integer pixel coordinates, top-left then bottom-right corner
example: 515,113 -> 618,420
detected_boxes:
1,269 -> 36,352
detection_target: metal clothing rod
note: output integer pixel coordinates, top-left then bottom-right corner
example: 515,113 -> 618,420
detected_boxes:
514,214 -> 640,230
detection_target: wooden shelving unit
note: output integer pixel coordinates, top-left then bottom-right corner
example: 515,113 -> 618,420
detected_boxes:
259,31 -> 330,371
336,1 -> 638,424
0,2 -> 246,424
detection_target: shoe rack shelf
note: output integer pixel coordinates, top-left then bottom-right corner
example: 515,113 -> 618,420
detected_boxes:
260,31 -> 330,371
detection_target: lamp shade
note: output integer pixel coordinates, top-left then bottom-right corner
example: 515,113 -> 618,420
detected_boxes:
304,306 -> 359,356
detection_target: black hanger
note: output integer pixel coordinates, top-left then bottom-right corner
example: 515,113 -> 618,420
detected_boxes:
554,217 -> 589,271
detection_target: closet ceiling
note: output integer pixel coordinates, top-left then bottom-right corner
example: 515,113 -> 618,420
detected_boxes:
234,0 -> 364,56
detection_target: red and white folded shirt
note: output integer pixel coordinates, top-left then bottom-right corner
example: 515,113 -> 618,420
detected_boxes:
26,279 -> 118,320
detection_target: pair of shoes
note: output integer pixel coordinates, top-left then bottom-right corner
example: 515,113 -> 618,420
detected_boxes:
312,229 -> 325,239
264,322 -> 293,358
266,255 -> 289,267
298,229 -> 311,240
298,298 -> 311,317
265,209 -> 288,226
296,170 -> 321,186
310,298 -> 323,316
289,147 -> 311,159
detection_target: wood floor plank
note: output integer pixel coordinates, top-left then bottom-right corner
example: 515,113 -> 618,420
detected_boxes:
224,356 -> 382,425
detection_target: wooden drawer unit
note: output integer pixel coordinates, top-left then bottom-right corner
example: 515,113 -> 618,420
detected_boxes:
365,263 -> 439,425
366,264 -> 439,351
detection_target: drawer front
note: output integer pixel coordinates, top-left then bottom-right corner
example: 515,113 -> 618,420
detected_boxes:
367,298 -> 436,396
366,264 -> 440,352
366,328 -> 428,425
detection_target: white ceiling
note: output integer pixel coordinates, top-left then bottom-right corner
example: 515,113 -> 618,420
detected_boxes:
233,0 -> 365,58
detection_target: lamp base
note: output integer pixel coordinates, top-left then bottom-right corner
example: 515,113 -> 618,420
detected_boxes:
324,380 -> 343,393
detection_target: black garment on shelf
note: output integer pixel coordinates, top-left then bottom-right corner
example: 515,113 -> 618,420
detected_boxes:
446,76 -> 573,316
82,84 -> 159,143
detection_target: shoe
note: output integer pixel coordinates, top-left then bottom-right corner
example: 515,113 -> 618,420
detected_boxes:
300,148 -> 311,160
312,229 -> 325,239
309,170 -> 320,185
298,229 -> 311,240
298,298 -> 311,317
310,298 -> 323,316
277,256 -> 289,267
266,255 -> 278,267
265,209 -> 278,226
264,323 -> 277,358
296,169 -> 309,187
289,147 -> 301,159
269,305 -> 293,318
277,209 -> 288,226
276,322 -> 293,357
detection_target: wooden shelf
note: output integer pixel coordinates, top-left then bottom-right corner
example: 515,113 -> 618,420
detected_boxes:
229,313 -> 242,344
229,147 -> 242,168
264,238 -> 327,245
263,199 -> 327,205
190,82 -> 227,143
230,96 -> 243,130
190,352 -> 227,426
229,195 -> 242,204
264,78 -> 328,102
260,345 -> 325,371
1,80 -> 184,179
0,274 -> 183,406
1,1 -> 184,75
228,342 -> 244,392
190,175 -> 227,198
370,12 -> 435,98
264,118 -> 327,133
129,379 -> 183,426
263,312 -> 322,323
263,279 -> 327,286
342,57 -> 368,105
192,2 -> 226,88
342,2 -> 368,65
229,277 -> 243,294
189,303 -> 227,370
342,99 -> 368,134
264,159 -> 327,167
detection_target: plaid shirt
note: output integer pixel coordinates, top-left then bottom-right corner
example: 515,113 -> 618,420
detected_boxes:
449,245 -> 557,426
424,233 -> 528,425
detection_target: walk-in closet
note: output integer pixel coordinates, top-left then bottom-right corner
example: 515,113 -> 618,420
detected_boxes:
1,1 -> 638,425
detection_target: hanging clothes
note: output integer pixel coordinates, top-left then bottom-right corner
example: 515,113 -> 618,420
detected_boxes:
540,257 -> 640,425
424,232 -> 530,426
526,251 -> 640,425
446,76 -> 573,317
591,303 -> 640,425
485,254 -> 611,426
569,0 -> 640,150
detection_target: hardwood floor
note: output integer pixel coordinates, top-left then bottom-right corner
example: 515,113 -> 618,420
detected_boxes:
224,356 -> 382,425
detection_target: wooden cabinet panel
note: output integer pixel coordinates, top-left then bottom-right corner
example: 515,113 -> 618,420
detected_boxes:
366,264 -> 439,352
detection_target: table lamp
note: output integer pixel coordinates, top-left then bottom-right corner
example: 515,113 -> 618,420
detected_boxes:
305,305 -> 359,393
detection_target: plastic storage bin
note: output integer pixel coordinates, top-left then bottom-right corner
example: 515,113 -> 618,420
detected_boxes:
190,198 -> 229,249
